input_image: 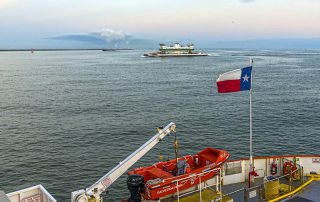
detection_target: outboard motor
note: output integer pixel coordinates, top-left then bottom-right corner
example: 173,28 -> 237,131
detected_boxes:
127,174 -> 144,202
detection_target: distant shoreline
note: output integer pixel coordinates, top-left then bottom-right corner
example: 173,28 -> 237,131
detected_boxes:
0,48 -> 134,52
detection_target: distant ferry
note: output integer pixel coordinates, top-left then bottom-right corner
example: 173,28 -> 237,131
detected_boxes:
144,43 -> 208,57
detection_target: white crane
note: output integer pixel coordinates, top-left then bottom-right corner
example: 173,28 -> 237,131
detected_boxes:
71,122 -> 176,202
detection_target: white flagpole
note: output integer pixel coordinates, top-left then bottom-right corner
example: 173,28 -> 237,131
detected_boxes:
249,58 -> 253,171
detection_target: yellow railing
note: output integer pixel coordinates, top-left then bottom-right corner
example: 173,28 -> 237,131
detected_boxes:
268,174 -> 319,202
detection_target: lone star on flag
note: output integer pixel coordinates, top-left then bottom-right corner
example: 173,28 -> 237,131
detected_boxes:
242,74 -> 250,82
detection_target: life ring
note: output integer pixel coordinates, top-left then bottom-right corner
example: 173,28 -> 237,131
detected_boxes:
283,161 -> 297,178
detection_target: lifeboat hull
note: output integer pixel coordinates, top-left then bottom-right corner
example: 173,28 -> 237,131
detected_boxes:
128,147 -> 229,200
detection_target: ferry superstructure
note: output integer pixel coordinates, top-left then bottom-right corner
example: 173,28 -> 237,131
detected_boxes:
143,43 -> 208,57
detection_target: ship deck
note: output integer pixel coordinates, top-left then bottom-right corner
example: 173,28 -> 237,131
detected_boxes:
161,175 -> 320,202
284,180 -> 320,202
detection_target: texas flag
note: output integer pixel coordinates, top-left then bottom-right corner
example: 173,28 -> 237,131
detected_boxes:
216,66 -> 252,93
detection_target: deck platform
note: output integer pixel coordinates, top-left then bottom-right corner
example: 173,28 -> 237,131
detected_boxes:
158,174 -> 320,202
284,181 -> 320,202
173,189 -> 233,202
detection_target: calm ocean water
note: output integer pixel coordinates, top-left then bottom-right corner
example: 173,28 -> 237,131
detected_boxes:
0,49 -> 319,201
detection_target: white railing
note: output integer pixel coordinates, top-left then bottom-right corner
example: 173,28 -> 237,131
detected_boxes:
173,167 -> 222,202
6,184 -> 56,202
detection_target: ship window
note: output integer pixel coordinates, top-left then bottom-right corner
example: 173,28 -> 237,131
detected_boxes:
225,161 -> 242,175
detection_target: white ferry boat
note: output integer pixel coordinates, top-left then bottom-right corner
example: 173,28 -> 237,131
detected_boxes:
143,43 -> 208,57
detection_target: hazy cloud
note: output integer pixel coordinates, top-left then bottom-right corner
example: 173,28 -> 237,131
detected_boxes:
49,28 -> 133,47
98,28 -> 132,43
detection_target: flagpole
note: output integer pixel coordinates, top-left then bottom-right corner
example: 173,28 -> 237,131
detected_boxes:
249,58 -> 253,172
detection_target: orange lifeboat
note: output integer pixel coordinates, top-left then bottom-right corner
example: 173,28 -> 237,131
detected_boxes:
127,147 -> 229,200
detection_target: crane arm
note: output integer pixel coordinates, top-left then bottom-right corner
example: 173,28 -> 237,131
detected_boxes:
71,122 -> 176,202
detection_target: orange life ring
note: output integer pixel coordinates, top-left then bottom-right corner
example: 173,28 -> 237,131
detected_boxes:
283,161 -> 297,178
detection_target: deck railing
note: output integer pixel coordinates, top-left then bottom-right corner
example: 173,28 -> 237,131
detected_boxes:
6,184 -> 56,202
174,167 -> 222,202
221,159 -> 304,202
172,158 -> 307,202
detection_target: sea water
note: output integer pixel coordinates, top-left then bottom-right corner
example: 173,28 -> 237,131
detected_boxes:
0,49 -> 319,201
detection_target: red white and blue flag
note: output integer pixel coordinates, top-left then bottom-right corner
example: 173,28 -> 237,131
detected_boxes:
216,66 -> 252,93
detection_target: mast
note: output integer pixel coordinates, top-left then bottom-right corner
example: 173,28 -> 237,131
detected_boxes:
249,58 -> 253,169
248,58 -> 256,188
174,134 -> 179,176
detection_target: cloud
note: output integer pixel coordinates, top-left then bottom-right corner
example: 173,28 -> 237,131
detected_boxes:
48,28 -> 133,47
98,28 -> 132,43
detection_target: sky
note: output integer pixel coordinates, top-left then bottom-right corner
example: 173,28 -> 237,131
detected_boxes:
1,0 -> 320,48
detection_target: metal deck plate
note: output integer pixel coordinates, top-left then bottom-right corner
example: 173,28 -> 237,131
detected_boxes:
284,181 -> 320,202
285,196 -> 315,202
